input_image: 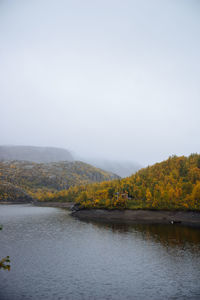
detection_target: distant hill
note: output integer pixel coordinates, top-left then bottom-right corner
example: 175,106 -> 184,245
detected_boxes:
0,145 -> 73,163
0,160 -> 119,202
0,146 -> 141,177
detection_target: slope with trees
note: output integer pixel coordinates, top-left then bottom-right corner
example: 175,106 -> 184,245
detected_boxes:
0,160 -> 119,202
65,154 -> 200,211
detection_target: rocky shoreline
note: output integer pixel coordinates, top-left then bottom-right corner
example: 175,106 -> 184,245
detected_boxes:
71,209 -> 200,227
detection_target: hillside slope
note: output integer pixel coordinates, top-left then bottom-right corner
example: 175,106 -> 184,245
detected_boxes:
0,145 -> 73,163
0,160 -> 119,202
64,154 -> 200,210
0,181 -> 33,203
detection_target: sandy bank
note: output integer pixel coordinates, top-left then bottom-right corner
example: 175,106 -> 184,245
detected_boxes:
72,209 -> 200,227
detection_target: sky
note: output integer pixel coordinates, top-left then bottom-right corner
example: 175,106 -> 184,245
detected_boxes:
0,0 -> 200,166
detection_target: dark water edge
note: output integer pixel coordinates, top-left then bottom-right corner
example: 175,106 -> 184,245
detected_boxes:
34,201 -> 73,209
72,209 -> 200,227
0,204 -> 200,300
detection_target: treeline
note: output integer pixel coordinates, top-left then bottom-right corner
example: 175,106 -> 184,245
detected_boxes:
41,154 -> 200,210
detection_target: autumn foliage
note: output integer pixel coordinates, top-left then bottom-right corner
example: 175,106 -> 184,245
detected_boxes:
1,154 -> 200,211
0,160 -> 119,202
52,154 -> 200,210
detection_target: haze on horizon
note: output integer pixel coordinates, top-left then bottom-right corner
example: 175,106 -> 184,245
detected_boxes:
0,0 -> 199,166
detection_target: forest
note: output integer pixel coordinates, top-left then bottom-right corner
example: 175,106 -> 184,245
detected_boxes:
0,154 -> 200,211
36,154 -> 200,211
0,160 -> 119,202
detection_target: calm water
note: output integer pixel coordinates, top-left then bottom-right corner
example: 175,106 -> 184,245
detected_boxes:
0,205 -> 200,300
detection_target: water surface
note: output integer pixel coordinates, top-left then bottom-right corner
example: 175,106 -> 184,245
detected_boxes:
0,205 -> 200,300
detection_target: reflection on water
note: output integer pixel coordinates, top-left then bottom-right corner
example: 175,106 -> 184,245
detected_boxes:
0,205 -> 200,300
88,221 -> 200,249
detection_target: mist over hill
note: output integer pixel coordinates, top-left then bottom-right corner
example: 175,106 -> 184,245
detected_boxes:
0,145 -> 141,177
0,145 -> 73,163
74,156 -> 142,177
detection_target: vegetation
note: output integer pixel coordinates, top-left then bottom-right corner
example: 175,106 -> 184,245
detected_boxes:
0,226 -> 10,271
0,181 -> 33,203
62,154 -> 200,210
0,160 -> 119,202
1,154 -> 200,211
0,256 -> 10,271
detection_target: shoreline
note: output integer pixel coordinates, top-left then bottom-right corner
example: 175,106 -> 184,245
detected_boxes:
1,202 -> 200,227
72,209 -> 200,227
0,201 -> 73,209
33,202 -> 73,209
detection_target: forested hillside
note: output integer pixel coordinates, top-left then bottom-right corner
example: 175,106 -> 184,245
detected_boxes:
59,154 -> 200,210
1,154 -> 200,209
0,160 -> 119,202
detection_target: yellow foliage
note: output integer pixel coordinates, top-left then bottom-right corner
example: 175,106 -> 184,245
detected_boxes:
71,154 -> 200,211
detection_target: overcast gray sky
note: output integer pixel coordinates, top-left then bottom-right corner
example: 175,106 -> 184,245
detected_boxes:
0,0 -> 199,166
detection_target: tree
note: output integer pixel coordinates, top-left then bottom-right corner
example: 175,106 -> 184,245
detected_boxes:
191,182 -> 200,208
146,188 -> 152,207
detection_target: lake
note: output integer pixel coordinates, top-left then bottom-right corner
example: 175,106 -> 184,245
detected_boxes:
0,205 -> 200,300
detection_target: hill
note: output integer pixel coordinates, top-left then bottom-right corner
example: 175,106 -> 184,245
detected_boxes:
0,145 -> 73,163
0,181 -> 33,203
64,154 -> 200,211
0,160 -> 119,203
0,145 -> 141,177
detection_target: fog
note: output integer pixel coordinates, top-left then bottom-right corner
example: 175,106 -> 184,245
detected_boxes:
0,0 -> 200,166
